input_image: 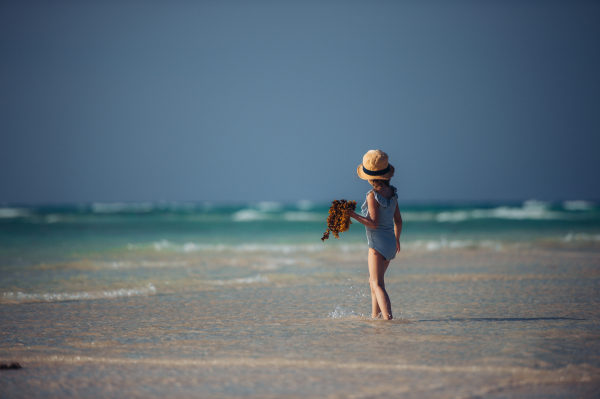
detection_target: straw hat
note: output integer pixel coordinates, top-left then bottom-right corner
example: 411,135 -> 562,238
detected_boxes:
357,150 -> 395,180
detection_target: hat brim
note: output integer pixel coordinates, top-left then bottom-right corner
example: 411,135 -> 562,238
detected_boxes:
357,163 -> 395,180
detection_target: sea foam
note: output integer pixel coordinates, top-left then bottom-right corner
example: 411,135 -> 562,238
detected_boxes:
1,283 -> 156,304
563,232 -> 600,242
0,207 -> 31,218
211,274 -> 269,285
425,200 -> 566,223
232,209 -> 271,222
91,202 -> 155,213
140,240 -> 328,254
563,200 -> 595,211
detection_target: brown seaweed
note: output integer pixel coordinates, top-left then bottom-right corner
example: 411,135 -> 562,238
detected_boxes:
0,363 -> 21,370
321,199 -> 357,241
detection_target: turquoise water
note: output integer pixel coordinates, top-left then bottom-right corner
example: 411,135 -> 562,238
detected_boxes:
1,200 -> 600,397
1,199 -> 599,262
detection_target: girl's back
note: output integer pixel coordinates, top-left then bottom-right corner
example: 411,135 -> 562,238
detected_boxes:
362,186 -> 398,233
374,186 -> 394,200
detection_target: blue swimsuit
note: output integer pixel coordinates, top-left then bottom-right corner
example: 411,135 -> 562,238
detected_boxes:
361,186 -> 399,261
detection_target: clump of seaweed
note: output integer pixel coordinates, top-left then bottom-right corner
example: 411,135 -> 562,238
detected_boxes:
321,199 -> 357,241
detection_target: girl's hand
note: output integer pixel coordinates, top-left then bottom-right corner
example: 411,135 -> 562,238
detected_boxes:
346,209 -> 356,219
396,240 -> 401,253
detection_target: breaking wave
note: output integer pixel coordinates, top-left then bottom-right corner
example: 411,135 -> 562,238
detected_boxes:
283,212 -> 324,222
1,200 -> 597,226
139,239 -> 506,253
563,200 -> 595,211
231,209 -> 272,222
0,207 -> 31,218
210,274 -> 269,285
403,239 -> 503,251
1,283 -> 156,304
402,200 -> 596,223
563,232 -> 600,242
91,202 -> 155,213
134,240 -> 329,254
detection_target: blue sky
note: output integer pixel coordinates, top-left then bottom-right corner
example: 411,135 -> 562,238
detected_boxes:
1,1 -> 599,203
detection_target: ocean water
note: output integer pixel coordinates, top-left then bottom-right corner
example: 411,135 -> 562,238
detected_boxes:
1,200 -> 600,398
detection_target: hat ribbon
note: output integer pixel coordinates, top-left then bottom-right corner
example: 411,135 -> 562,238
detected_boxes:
362,165 -> 390,176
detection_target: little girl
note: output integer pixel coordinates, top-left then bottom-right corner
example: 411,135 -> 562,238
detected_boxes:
346,150 -> 402,320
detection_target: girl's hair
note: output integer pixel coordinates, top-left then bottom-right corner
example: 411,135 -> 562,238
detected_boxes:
369,179 -> 390,189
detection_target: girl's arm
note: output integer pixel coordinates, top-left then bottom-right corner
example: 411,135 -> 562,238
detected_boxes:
347,192 -> 379,229
394,203 -> 402,253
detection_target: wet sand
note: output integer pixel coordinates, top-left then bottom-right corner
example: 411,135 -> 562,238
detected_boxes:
2,246 -> 600,398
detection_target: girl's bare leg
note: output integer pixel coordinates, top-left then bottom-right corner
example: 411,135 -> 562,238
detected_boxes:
370,277 -> 381,318
368,248 -> 392,320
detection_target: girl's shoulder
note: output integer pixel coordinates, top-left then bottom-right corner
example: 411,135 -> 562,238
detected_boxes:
366,190 -> 379,203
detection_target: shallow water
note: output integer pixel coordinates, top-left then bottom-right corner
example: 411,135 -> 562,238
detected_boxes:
1,201 -> 600,397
